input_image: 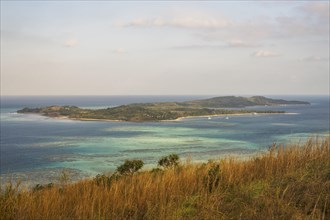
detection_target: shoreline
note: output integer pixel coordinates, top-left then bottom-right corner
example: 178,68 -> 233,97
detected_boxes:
59,116 -> 124,122
49,112 -> 298,123
163,112 -> 298,122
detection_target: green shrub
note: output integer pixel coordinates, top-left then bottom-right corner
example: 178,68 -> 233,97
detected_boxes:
116,160 -> 144,175
158,154 -> 179,169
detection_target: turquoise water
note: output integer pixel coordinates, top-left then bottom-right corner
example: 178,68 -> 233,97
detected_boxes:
0,95 -> 329,185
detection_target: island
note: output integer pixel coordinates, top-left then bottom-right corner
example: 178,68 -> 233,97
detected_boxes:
17,96 -> 309,122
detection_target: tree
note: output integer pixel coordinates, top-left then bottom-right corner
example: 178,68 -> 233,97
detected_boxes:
116,160 -> 144,175
158,154 -> 179,169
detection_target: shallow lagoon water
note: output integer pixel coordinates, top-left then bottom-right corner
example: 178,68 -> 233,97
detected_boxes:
0,95 -> 329,186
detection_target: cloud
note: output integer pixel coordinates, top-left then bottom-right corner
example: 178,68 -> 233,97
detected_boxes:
172,44 -> 225,50
275,15 -> 327,37
300,56 -> 328,62
64,39 -> 79,47
274,2 -> 330,37
172,40 -> 258,50
115,2 -> 329,43
300,2 -> 329,21
227,39 -> 259,48
116,16 -> 232,29
251,50 -> 280,58
113,48 -> 126,54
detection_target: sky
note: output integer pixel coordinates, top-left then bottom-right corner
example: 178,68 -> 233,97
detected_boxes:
1,1 -> 329,96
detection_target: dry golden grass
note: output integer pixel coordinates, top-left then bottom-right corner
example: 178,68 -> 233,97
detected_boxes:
1,137 -> 329,219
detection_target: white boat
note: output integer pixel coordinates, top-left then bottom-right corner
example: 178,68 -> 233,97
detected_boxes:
225,116 -> 229,120
208,117 -> 212,120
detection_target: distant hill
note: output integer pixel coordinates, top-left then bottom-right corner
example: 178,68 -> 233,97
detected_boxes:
248,96 -> 310,106
183,96 -> 309,108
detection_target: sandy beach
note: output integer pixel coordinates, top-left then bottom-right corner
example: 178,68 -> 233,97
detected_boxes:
49,112 -> 298,123
162,112 -> 299,122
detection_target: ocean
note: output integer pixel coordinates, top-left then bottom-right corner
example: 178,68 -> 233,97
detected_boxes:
0,95 -> 329,186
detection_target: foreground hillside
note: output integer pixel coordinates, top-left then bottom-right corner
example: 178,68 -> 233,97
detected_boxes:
17,96 -> 308,122
1,137 -> 329,219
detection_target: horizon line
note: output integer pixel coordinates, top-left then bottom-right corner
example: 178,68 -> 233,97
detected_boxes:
1,94 -> 329,97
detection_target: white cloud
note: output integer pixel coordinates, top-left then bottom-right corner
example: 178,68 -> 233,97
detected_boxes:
301,56 -> 328,62
113,48 -> 126,54
251,50 -> 280,58
116,2 -> 328,43
64,39 -> 79,47
116,16 -> 232,29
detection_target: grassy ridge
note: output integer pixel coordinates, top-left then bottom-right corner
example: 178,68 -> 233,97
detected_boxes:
1,137 -> 329,219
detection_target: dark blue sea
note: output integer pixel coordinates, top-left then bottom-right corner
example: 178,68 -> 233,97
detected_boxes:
0,95 -> 329,186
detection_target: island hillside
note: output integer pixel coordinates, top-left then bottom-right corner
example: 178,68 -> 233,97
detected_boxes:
17,96 -> 309,122
183,95 -> 309,108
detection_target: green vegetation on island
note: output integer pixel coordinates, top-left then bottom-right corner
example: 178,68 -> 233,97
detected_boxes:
1,137 -> 329,219
17,96 -> 309,122
183,95 -> 310,108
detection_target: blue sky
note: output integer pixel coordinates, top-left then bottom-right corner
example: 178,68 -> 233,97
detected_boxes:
1,1 -> 329,96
